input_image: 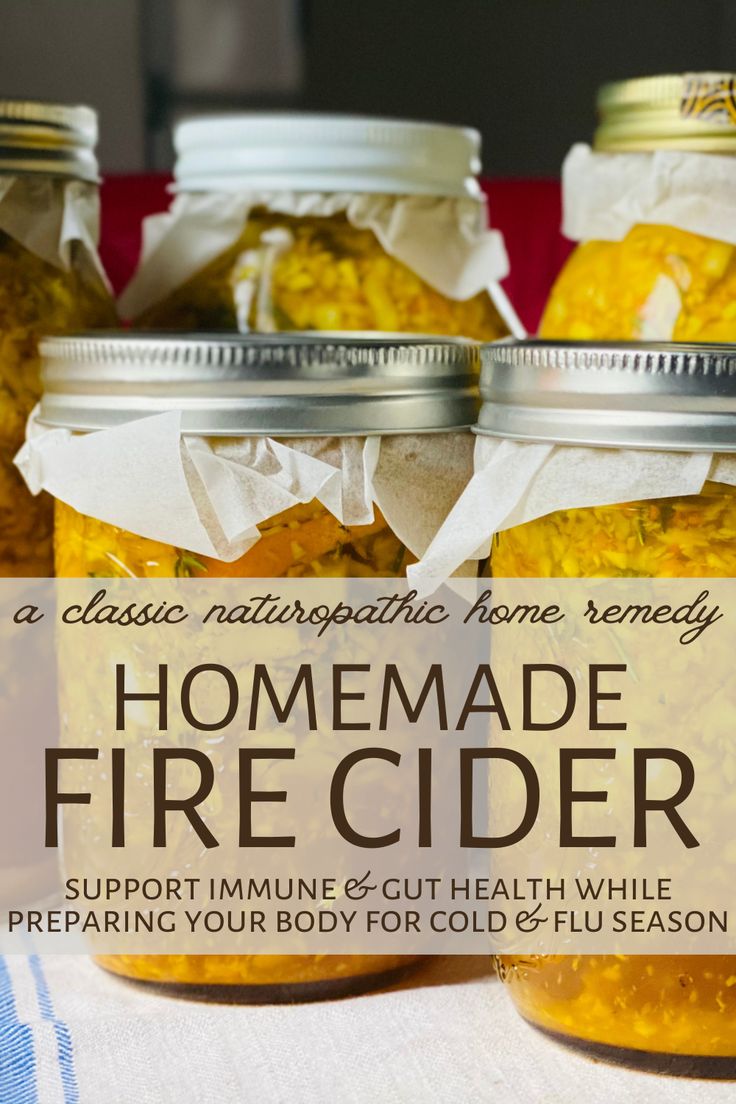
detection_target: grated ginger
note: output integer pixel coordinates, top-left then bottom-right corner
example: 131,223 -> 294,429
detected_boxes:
135,209 -> 507,340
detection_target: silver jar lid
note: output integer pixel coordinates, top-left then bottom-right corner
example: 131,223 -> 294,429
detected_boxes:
477,340 -> 736,451
0,99 -> 99,182
38,332 -> 479,436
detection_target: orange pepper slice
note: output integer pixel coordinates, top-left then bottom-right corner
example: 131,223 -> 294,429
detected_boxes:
201,512 -> 349,577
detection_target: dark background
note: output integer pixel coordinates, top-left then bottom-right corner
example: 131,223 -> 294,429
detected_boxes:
0,0 -> 734,175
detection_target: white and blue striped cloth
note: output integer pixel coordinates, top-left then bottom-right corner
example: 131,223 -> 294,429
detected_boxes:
0,957 -> 76,1104
1,956 -> 734,1104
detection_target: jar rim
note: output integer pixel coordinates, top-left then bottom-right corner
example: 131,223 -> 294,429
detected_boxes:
173,112 -> 482,198
595,72 -> 736,154
38,331 -> 480,437
477,339 -> 736,452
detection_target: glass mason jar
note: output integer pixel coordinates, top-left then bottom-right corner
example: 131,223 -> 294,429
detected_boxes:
475,339 -> 736,1075
541,73 -> 736,342
0,100 -> 115,576
118,114 -> 516,341
36,332 -> 479,1000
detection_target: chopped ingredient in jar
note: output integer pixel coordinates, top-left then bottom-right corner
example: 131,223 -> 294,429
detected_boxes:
96,953 -> 413,989
541,224 -> 736,342
136,211 -> 506,341
56,495 -> 418,990
496,954 -> 736,1057
0,230 -> 115,577
56,499 -> 416,581
493,481 -> 736,1057
492,484 -> 736,580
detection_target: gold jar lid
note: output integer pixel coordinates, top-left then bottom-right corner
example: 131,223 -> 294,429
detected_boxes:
0,98 -> 99,181
595,72 -> 736,153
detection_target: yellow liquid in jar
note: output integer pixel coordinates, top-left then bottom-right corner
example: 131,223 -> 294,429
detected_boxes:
55,497 -> 419,993
493,482 -> 736,1060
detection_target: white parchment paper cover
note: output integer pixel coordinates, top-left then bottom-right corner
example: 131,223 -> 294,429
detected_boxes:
118,190 -> 516,328
408,436 -> 736,592
0,175 -> 108,283
563,142 -> 736,245
16,413 -> 476,575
